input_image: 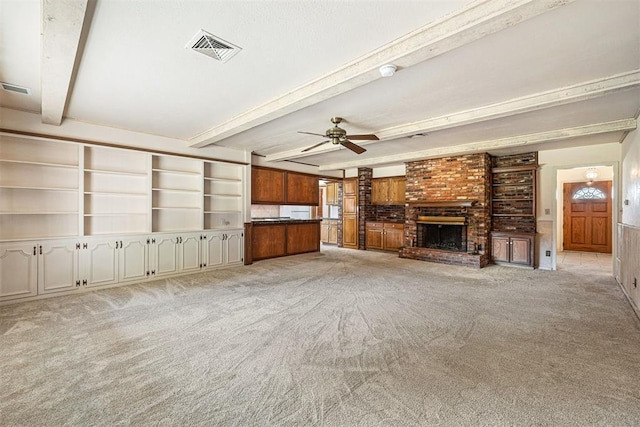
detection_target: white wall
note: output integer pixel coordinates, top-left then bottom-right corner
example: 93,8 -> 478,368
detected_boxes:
1,108 -> 248,163
621,127 -> 640,228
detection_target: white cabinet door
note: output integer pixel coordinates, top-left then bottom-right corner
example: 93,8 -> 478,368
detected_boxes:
179,233 -> 202,273
203,232 -> 224,269
84,239 -> 119,287
226,230 -> 244,265
38,240 -> 79,294
154,235 -> 179,277
0,242 -> 38,301
119,237 -> 149,283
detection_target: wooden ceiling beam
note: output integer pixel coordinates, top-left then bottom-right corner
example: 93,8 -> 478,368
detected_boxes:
41,0 -> 89,126
266,70 -> 640,162
317,119 -> 637,171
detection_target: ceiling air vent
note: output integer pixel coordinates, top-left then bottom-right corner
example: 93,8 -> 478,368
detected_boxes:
1,82 -> 31,95
186,29 -> 241,63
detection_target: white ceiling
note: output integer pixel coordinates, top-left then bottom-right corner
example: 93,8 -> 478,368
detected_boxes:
1,0 -> 639,171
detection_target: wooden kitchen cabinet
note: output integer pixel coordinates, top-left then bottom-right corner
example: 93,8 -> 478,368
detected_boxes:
372,177 -> 406,205
491,232 -> 534,268
252,167 -> 285,204
286,172 -> 319,205
252,221 -> 321,261
252,224 -> 287,260
342,178 -> 358,249
325,181 -> 339,205
251,167 -> 319,205
366,222 -> 404,252
287,223 -> 320,255
321,220 -> 338,244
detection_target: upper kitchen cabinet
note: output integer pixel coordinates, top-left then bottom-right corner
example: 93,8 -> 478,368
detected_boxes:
251,167 -> 318,205
372,177 -> 406,205
325,181 -> 339,206
252,167 -> 285,204
285,172 -> 319,205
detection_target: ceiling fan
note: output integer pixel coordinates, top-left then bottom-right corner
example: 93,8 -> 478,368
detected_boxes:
298,117 -> 379,155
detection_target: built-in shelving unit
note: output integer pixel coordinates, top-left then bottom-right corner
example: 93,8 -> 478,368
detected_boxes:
151,155 -> 203,232
204,161 -> 243,230
0,136 -> 80,240
0,136 -> 247,241
84,146 -> 149,235
490,153 -> 538,268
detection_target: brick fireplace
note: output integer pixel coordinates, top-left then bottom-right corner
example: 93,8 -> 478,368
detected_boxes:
399,153 -> 492,268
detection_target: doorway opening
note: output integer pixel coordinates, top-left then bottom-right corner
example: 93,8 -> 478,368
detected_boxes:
555,165 -> 614,273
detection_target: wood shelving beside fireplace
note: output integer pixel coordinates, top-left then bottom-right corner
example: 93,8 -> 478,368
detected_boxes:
490,153 -> 538,268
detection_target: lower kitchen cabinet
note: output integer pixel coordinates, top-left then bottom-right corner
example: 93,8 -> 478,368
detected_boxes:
252,221 -> 320,261
252,224 -> 287,260
287,223 -> 320,255
491,232 -> 534,268
366,222 -> 404,252
321,219 -> 338,244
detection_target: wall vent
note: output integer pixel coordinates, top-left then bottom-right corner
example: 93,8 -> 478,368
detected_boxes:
186,29 -> 241,63
1,82 -> 31,95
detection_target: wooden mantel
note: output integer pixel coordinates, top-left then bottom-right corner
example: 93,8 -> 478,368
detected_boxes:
407,200 -> 477,207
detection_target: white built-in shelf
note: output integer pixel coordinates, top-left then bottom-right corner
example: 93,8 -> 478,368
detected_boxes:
0,211 -> 76,215
152,207 -> 200,210
0,185 -> 78,192
85,168 -> 148,177
205,210 -> 242,214
152,168 -> 201,176
85,191 -> 146,196
84,213 -> 147,217
204,176 -> 242,182
205,193 -> 242,197
152,187 -> 201,194
0,159 -> 78,169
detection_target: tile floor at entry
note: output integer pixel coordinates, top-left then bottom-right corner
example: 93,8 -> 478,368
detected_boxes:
557,250 -> 612,273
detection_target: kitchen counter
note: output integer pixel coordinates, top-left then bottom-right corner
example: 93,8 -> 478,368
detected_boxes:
252,218 -> 322,225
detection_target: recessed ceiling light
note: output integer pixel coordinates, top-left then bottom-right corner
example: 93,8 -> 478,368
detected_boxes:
1,82 -> 31,95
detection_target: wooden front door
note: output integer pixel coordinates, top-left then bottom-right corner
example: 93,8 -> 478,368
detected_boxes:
563,181 -> 611,253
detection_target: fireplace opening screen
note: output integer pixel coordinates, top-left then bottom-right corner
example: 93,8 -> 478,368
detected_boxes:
417,223 -> 467,252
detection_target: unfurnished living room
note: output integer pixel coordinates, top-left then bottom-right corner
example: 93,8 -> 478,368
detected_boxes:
1,1 -> 639,425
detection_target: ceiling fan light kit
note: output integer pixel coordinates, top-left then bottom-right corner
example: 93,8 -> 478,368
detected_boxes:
379,64 -> 397,77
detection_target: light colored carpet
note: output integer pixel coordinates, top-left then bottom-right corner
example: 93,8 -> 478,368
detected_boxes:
1,246 -> 639,426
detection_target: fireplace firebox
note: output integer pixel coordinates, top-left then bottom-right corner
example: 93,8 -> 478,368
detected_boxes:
416,216 -> 467,252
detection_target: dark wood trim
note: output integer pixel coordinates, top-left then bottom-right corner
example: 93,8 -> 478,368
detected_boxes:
244,223 -> 253,265
252,165 -> 324,178
407,201 -> 477,207
0,128 -> 249,165
491,165 -> 538,173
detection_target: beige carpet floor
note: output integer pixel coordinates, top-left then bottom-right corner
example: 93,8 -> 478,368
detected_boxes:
1,246 -> 639,426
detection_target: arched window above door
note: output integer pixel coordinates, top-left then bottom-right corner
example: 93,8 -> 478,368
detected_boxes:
572,186 -> 606,200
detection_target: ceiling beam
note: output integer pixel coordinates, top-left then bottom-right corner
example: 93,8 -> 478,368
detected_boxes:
188,0 -> 575,148
317,119 -> 637,171
41,0 -> 89,126
267,70 -> 640,162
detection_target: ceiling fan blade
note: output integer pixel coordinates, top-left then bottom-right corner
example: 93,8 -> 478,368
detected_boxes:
345,134 -> 379,141
302,140 -> 330,152
340,139 -> 366,154
298,131 -> 327,138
